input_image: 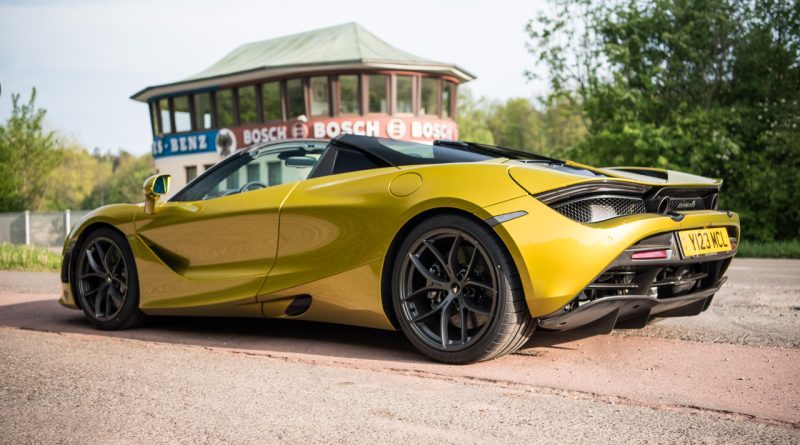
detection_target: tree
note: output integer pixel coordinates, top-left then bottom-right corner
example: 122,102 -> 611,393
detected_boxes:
457,89 -> 586,156
527,0 -> 800,241
82,150 -> 155,209
487,98 -> 544,152
0,88 -> 63,211
43,143 -> 101,210
456,89 -> 496,145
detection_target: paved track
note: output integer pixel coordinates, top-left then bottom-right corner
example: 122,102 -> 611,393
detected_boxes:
0,258 -> 798,443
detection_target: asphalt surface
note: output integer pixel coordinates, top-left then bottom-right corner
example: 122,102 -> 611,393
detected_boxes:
0,258 -> 798,444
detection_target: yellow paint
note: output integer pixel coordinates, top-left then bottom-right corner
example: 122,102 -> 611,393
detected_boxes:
389,172 -> 422,197
60,155 -> 739,329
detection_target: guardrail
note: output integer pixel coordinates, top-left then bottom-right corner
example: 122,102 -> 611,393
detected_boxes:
0,210 -> 92,248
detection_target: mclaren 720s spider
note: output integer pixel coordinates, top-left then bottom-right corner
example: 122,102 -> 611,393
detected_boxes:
59,135 -> 739,363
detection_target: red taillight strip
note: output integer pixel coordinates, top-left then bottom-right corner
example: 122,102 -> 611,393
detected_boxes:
631,249 -> 669,260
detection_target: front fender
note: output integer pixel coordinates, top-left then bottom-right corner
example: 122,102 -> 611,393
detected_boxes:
59,203 -> 142,308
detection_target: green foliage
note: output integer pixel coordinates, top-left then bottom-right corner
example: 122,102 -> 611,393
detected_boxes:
527,0 -> 800,241
0,88 -> 63,211
456,89 -> 496,145
736,240 -> 800,259
43,144 -> 101,210
457,89 -> 586,156
82,150 -> 156,209
0,88 -> 156,212
0,243 -> 60,271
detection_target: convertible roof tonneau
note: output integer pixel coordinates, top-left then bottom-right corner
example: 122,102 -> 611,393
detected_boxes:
330,134 -> 566,167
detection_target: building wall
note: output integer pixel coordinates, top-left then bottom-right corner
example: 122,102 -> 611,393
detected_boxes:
150,71 -> 461,194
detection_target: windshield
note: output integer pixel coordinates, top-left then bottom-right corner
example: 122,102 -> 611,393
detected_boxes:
170,142 -> 327,202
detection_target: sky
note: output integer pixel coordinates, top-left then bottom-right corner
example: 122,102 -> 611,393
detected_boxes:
0,0 -> 550,155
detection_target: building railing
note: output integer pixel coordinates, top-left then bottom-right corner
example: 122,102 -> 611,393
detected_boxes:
0,210 -> 92,248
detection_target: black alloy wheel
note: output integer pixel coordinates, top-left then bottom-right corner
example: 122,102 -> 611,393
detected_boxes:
74,228 -> 144,330
392,214 -> 535,364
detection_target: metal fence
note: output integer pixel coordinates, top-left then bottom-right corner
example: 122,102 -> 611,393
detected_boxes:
0,210 -> 92,248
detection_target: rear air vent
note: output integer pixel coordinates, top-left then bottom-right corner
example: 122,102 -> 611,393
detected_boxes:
552,196 -> 647,223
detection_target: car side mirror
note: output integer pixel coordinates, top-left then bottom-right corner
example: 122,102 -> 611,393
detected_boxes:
143,174 -> 171,215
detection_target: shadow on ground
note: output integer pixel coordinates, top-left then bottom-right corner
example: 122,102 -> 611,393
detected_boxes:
0,297 -> 593,363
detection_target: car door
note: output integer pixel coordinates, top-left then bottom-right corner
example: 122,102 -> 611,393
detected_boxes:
133,143 -> 323,309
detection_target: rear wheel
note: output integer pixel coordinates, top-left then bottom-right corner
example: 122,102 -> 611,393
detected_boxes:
391,214 -> 535,364
73,228 -> 145,330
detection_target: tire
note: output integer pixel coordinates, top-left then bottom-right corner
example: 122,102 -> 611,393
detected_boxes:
72,227 -> 145,330
391,214 -> 536,364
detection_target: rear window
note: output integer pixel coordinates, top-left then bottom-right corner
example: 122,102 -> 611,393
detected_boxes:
377,139 -> 493,164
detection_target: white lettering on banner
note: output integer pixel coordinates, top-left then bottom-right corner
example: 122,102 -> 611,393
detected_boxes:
313,120 -> 382,138
244,127 -> 291,144
326,121 -> 340,137
152,140 -> 164,156
313,122 -> 325,138
366,120 -> 379,136
411,121 -> 454,140
156,134 -> 212,157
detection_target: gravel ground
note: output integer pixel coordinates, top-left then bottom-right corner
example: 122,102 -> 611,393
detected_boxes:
616,259 -> 800,348
1,328 -> 797,445
0,258 -> 798,443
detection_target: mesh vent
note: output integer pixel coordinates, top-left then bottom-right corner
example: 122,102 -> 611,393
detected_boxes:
666,197 -> 705,211
553,196 -> 647,223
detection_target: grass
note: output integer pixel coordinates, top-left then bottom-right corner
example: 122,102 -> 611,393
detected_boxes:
0,243 -> 61,272
736,239 -> 800,259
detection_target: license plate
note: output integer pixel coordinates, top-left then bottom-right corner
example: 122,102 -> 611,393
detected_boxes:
678,228 -> 732,257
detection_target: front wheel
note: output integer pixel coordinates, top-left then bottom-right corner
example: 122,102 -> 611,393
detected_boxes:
391,214 -> 535,364
73,228 -> 145,330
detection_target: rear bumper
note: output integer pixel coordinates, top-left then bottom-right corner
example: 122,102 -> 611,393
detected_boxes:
485,195 -> 739,318
538,277 -> 725,332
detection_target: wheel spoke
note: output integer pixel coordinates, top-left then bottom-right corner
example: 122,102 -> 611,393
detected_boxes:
403,285 -> 445,302
104,290 -> 111,317
459,304 -> 467,344
422,240 -> 455,281
79,272 -> 105,280
461,296 -> 492,315
108,286 -> 124,309
85,248 -> 103,274
410,293 -> 454,323
464,280 -> 496,293
110,254 -> 123,273
439,298 -> 454,349
447,234 -> 462,272
463,246 -> 479,280
81,286 -> 100,298
94,242 -> 108,271
93,283 -> 108,317
102,245 -> 115,273
408,253 -> 448,285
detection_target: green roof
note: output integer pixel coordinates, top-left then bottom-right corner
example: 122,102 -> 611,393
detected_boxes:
132,22 -> 474,102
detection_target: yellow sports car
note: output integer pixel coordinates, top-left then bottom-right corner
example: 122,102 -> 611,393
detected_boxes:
60,135 -> 739,363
